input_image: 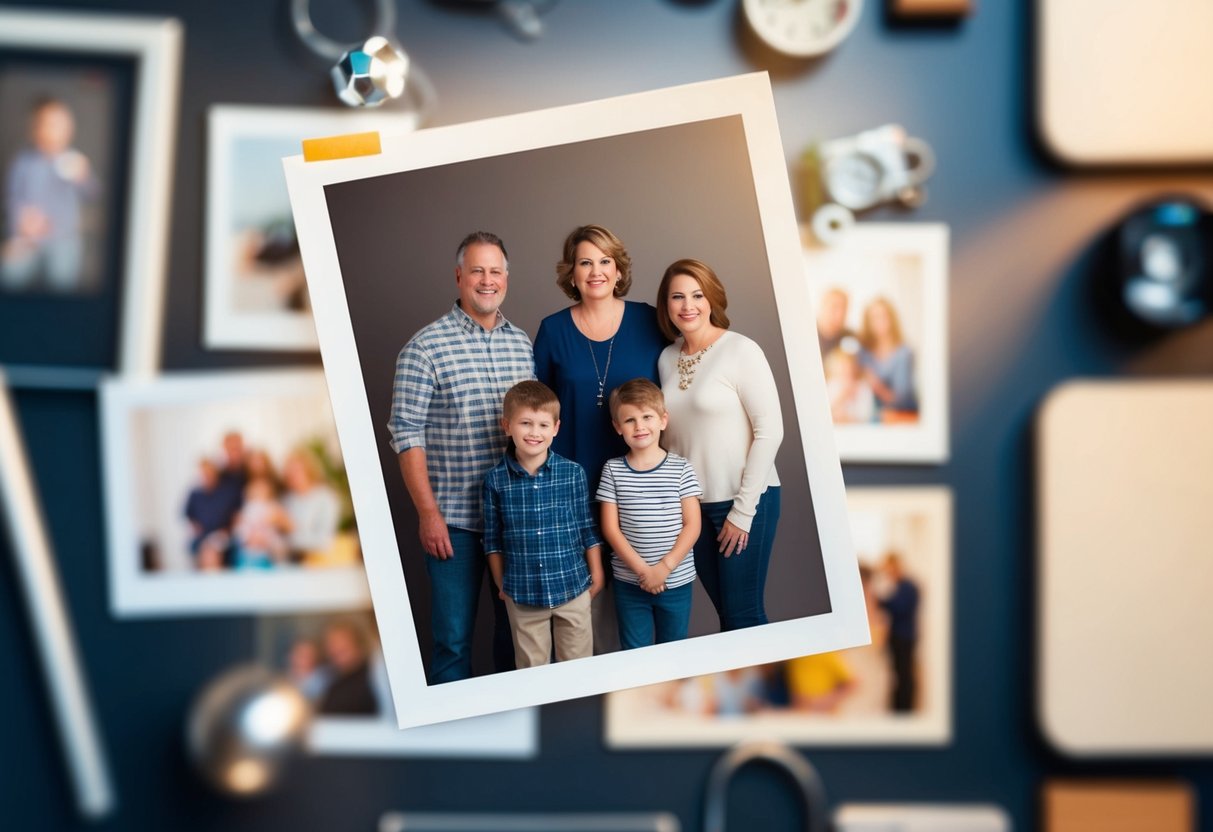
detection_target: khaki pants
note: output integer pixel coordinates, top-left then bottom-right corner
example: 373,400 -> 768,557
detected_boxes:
504,590 -> 593,667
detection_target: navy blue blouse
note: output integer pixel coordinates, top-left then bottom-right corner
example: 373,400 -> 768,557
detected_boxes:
533,301 -> 669,495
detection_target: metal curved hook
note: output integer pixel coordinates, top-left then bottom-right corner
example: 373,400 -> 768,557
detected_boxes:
703,741 -> 829,832
291,0 -> 397,61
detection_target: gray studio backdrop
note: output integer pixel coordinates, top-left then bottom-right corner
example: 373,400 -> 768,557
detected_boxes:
324,114 -> 830,676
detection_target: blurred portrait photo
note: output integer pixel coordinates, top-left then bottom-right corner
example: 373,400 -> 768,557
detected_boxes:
804,224 -> 949,463
606,487 -> 952,748
0,63 -> 116,295
102,369 -> 371,616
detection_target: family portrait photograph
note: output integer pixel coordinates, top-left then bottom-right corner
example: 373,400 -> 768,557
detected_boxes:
101,369 -> 370,616
606,487 -> 952,747
256,612 -> 537,759
285,73 -> 867,727
804,223 -> 949,463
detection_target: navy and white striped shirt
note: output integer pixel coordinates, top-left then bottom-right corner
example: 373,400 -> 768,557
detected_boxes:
596,453 -> 702,588
482,450 -> 602,608
388,303 -> 534,532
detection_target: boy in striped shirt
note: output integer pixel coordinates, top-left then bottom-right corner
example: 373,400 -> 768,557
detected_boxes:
596,379 -> 702,650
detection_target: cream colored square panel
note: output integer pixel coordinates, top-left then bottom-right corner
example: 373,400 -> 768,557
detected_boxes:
1038,380 -> 1213,755
1037,0 -> 1213,165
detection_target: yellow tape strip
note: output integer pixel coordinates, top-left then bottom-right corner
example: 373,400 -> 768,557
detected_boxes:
302,131 -> 382,162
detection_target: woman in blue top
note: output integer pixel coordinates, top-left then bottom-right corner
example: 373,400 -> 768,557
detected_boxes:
534,225 -> 669,495
858,296 -> 919,417
533,224 -> 669,651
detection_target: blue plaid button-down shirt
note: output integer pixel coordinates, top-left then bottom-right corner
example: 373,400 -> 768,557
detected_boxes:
482,450 -> 602,608
388,303 -> 534,532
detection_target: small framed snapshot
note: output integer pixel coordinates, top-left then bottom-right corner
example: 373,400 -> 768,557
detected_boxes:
256,612 -> 537,759
804,223 -> 949,463
0,7 -> 180,374
205,105 -> 420,352
284,73 -> 867,728
606,487 -> 952,748
101,368 -> 370,617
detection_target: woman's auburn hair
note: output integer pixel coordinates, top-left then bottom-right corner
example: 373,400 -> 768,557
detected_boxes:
655,258 -> 731,341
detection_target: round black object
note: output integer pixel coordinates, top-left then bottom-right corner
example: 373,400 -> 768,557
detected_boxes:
1118,198 -> 1212,328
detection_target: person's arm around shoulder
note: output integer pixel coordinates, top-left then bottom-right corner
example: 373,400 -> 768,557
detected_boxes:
390,340 -> 453,558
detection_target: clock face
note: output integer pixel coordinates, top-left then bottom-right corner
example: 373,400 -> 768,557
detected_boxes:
742,0 -> 864,58
824,152 -> 884,211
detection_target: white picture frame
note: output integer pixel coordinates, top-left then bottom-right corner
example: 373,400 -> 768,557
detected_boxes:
283,73 -> 868,728
204,105 -> 420,351
0,7 -> 180,375
804,223 -> 949,464
100,368 -> 371,617
605,487 -> 953,748
255,613 -> 538,760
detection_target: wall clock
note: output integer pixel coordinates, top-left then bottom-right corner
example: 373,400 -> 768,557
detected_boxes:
742,0 -> 864,58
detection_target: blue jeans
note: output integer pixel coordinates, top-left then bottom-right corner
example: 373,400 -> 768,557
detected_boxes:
613,580 -> 694,649
424,526 -> 514,684
694,486 -> 781,632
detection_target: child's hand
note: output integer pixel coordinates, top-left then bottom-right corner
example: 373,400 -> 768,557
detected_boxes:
638,565 -> 666,594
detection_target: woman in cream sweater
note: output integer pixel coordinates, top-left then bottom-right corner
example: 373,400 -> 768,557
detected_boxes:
655,258 -> 783,632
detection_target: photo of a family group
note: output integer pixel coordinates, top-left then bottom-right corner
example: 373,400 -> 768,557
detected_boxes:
256,612 -> 537,758
285,74 -> 867,726
606,487 -> 951,747
101,369 -> 370,616
804,224 -> 949,463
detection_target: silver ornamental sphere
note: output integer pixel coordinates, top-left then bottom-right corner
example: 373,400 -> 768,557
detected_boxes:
331,36 -> 410,108
185,665 -> 311,797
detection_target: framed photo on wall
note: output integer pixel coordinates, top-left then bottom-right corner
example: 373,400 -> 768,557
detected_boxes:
804,223 -> 949,463
0,8 -> 180,375
284,73 -> 868,728
255,612 -> 538,759
204,105 -> 421,352
606,487 -> 953,748
100,368 -> 370,616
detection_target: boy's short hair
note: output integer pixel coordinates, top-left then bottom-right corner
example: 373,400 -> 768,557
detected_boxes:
609,378 -> 666,421
503,380 -> 560,421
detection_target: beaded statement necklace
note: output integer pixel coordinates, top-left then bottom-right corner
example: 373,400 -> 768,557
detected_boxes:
676,341 -> 714,390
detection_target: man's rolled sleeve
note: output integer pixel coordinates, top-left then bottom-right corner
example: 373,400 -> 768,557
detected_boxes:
388,344 -> 435,455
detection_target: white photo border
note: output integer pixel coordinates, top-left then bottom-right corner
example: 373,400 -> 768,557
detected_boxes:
604,486 -> 953,748
204,105 -> 420,352
284,73 -> 868,728
100,368 -> 372,617
0,7 -> 181,376
803,223 -> 950,464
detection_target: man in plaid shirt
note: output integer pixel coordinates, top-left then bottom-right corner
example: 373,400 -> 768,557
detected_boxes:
389,231 -> 534,684
484,381 -> 603,667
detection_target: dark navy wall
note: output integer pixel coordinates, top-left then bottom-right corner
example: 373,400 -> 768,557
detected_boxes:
3,1 -> 1213,829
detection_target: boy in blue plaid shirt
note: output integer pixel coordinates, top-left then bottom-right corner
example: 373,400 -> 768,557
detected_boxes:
484,381 -> 603,667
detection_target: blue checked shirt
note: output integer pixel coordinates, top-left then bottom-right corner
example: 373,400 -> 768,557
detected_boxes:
482,450 -> 603,608
389,303 -> 535,532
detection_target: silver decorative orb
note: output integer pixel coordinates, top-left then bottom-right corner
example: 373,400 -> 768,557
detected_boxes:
185,665 -> 311,797
331,35 -> 410,108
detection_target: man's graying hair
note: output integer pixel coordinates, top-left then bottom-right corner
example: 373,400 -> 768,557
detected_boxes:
455,231 -> 509,269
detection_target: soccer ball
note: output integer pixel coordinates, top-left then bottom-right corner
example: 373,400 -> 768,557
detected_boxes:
330,36 -> 409,108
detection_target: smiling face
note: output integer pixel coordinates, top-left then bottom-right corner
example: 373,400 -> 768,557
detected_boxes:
455,242 -> 508,328
571,240 -> 619,303
666,273 -> 713,339
503,406 -> 560,469
613,402 -> 667,453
